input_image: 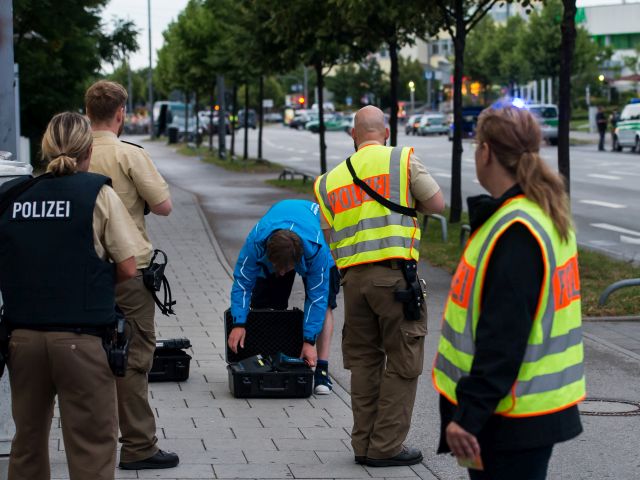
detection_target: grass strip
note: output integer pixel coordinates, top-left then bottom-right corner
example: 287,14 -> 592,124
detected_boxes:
177,144 -> 282,173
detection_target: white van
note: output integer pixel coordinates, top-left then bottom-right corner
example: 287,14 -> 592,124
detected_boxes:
613,102 -> 640,152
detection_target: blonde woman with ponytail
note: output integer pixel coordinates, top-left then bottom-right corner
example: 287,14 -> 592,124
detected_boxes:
433,106 -> 585,480
0,112 -> 144,480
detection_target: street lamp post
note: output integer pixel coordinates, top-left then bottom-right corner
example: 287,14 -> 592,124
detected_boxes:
408,81 -> 415,115
147,0 -> 154,138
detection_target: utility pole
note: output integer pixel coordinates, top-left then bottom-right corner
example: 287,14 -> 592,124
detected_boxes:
147,0 -> 155,138
0,1 -> 16,466
0,0 -> 17,156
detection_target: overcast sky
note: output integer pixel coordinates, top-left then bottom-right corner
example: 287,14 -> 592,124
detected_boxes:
100,0 -> 189,72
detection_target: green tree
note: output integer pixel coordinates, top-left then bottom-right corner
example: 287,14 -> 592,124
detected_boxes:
496,16 -> 531,89
336,0 -> 439,145
13,0 -> 137,154
464,16 -> 499,101
249,0 -> 353,172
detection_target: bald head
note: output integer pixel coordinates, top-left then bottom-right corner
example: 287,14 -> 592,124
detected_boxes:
352,106 -> 388,148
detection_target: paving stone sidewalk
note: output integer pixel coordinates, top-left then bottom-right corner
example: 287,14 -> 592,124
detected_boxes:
42,185 -> 434,480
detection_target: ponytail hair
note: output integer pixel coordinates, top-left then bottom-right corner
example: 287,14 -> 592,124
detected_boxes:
41,112 -> 92,177
476,106 -> 572,241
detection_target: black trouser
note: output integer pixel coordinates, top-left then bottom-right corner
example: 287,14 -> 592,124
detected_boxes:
598,129 -> 606,150
468,445 -> 553,480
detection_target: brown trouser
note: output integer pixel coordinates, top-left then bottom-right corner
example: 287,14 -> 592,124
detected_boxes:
8,330 -> 117,480
115,274 -> 159,463
341,263 -> 427,459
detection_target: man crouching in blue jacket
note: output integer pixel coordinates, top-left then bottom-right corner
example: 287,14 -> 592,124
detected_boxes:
229,199 -> 339,395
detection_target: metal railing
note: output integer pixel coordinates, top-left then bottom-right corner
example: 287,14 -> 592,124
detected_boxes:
598,278 -> 640,307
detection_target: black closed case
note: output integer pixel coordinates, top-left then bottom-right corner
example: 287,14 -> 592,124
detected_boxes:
149,338 -> 192,382
225,308 -> 313,398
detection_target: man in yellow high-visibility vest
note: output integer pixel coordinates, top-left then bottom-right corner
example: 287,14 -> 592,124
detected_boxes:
314,106 -> 444,467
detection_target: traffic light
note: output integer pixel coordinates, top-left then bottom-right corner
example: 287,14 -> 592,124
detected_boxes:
214,105 -> 220,111
298,96 -> 305,106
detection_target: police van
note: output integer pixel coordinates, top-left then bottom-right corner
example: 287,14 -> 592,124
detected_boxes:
613,100 -> 640,152
528,104 -> 559,146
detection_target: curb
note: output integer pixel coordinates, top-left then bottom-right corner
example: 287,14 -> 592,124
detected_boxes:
583,332 -> 640,362
584,315 -> 640,322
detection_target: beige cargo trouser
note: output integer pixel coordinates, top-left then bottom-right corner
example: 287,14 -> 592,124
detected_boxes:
115,274 -> 159,463
341,262 -> 427,459
8,330 -> 118,480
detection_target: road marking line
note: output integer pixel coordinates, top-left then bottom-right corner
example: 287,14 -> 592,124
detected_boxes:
591,223 -> 640,237
579,200 -> 626,209
472,179 -> 480,184
433,172 -> 452,178
621,235 -> 640,245
611,170 -> 640,177
587,174 -> 622,180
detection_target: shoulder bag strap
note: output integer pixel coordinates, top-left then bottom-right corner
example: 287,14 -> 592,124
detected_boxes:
345,154 -> 417,218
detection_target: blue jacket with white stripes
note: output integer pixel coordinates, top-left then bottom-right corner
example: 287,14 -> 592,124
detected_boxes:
230,200 -> 334,343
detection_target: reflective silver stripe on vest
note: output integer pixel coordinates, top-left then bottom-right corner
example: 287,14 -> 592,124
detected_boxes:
515,362 -> 584,396
334,235 -> 415,259
332,213 -> 415,243
434,351 -> 467,383
442,210 -> 581,363
389,146 -> 403,203
318,174 -> 331,218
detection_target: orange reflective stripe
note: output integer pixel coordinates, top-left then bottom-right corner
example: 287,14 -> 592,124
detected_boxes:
450,257 -> 475,309
553,256 -> 581,311
327,173 -> 390,214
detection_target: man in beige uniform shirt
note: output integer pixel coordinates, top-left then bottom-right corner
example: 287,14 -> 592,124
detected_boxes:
315,106 -> 444,467
85,80 -> 178,470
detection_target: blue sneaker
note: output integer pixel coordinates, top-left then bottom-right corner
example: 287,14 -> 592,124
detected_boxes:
314,368 -> 333,395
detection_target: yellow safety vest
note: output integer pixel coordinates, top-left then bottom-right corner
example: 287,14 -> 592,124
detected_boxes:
314,144 -> 419,269
432,195 -> 585,417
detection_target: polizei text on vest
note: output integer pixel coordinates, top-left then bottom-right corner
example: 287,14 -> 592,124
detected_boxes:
11,200 -> 71,219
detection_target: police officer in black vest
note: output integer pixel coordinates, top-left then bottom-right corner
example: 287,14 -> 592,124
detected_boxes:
0,112 -> 144,480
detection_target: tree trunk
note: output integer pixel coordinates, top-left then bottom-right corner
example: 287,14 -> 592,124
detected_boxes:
449,0 -> 465,224
315,61 -> 327,174
231,84 -> 237,158
184,91 -> 190,144
243,82 -> 249,160
208,87 -> 214,152
388,39 -> 399,147
258,75 -> 264,160
558,0 -> 576,194
217,74 -> 226,159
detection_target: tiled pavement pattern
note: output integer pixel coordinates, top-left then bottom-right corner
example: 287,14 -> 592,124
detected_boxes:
45,185 -> 435,480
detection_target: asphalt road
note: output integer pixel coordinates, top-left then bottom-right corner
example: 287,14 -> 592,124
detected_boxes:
232,125 -> 640,263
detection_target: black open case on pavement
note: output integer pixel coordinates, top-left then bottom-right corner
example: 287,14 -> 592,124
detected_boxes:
149,338 -> 192,382
224,308 -> 314,398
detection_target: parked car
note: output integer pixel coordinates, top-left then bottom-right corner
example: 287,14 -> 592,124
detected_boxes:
237,109 -> 257,129
405,115 -> 422,135
263,112 -> 284,123
305,114 -> 350,133
528,104 -> 559,146
168,115 -> 198,142
198,111 -> 231,135
613,101 -> 640,152
289,112 -> 318,130
418,114 -> 448,136
0,157 -> 33,187
153,101 -> 194,137
448,106 -> 485,141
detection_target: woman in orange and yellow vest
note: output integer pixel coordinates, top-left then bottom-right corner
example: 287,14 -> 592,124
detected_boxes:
433,106 -> 585,480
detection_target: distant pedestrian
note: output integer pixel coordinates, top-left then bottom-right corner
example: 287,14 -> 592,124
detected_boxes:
610,110 -> 619,151
433,106 -> 585,480
596,106 -> 607,151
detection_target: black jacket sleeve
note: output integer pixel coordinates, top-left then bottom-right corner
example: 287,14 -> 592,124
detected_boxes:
452,222 -> 544,435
